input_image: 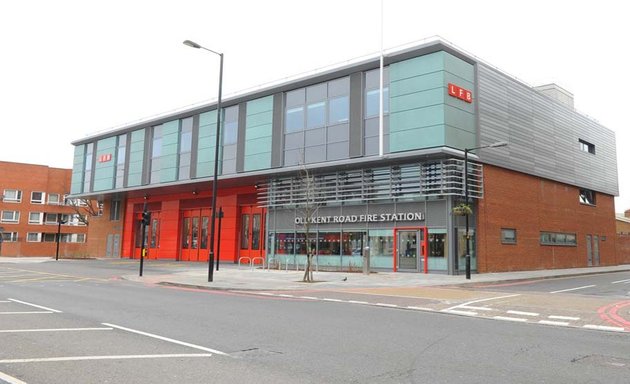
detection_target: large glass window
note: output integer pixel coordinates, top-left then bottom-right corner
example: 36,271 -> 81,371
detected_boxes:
115,134 -> 127,188
150,125 -> 163,184
179,117 -> 193,180
368,229 -> 394,268
283,77 -> 350,165
364,68 -> 390,156
540,231 -> 577,246
84,143 -> 93,192
110,199 -> 121,221
221,106 -> 238,174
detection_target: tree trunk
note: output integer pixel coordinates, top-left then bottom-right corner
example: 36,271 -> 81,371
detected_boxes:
302,253 -> 312,282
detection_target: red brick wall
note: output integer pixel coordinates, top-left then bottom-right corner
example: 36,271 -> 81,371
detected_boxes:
617,234 -> 630,264
0,161 -> 88,257
86,199 -> 124,257
477,165 -> 617,272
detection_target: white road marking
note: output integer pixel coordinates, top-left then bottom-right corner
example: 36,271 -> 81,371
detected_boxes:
583,324 -> 626,332
0,327 -> 112,333
539,320 -> 569,326
277,294 -> 294,298
298,296 -> 318,300
407,306 -> 434,311
0,370 -> 28,384
347,300 -> 369,305
374,303 -> 398,308
549,315 -> 580,321
493,316 -> 527,322
8,299 -> 62,313
254,292 -> 275,296
102,323 -> 230,356
461,306 -> 493,311
611,278 -> 630,284
0,300 -> 12,303
443,309 -> 477,316
507,310 -> 539,317
322,298 -> 343,302
0,311 -> 54,315
549,285 -> 596,294
444,293 -> 520,312
0,353 -> 214,364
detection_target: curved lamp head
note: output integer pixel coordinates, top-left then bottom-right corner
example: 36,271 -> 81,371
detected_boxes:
183,40 -> 202,49
488,141 -> 508,148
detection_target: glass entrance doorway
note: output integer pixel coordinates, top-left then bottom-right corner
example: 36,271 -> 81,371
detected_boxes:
395,228 -> 428,272
180,209 -> 210,262
239,205 -> 266,264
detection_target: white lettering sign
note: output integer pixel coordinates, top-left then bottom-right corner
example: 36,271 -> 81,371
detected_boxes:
294,212 -> 424,225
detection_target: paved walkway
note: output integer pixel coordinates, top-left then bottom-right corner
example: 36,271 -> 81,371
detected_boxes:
124,263 -> 630,291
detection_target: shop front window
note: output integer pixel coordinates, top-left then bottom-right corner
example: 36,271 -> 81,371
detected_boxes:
428,231 -> 447,271
368,229 -> 394,269
342,232 -> 366,269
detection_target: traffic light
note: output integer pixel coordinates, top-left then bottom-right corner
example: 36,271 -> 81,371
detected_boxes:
142,211 -> 151,226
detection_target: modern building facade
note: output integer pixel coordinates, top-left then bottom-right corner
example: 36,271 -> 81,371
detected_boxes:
69,39 -> 620,274
0,161 -> 89,257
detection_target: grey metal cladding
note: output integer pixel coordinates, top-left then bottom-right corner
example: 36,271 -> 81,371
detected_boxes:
477,64 -> 618,196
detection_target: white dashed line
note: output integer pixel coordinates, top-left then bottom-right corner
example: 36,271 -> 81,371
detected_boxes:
0,370 -> 28,384
277,294 -> 294,298
298,296 -> 318,300
461,306 -> 493,311
0,353 -> 214,364
549,315 -> 580,321
550,285 -> 596,294
443,309 -> 477,316
493,316 -> 527,322
407,306 -> 434,311
444,293 -> 520,312
103,323 -> 230,356
507,310 -> 539,317
374,303 -> 398,308
8,298 -> 62,313
347,300 -> 369,305
583,324 -> 626,332
611,278 -> 630,284
322,298 -> 343,302
0,311 -> 54,315
539,320 -> 569,326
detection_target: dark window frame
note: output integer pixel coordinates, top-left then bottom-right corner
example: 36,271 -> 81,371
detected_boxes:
501,228 -> 517,244
579,139 -> 595,154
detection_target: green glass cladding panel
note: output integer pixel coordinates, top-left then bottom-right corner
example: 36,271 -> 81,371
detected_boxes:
389,51 -> 476,153
196,110 -> 217,178
159,120 -> 179,183
127,129 -> 145,187
244,96 -> 273,171
93,137 -> 117,191
70,145 -> 85,194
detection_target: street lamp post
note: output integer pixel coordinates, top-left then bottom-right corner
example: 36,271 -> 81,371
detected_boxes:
55,215 -> 67,261
0,226 -> 4,256
463,141 -> 508,279
183,39 -> 223,283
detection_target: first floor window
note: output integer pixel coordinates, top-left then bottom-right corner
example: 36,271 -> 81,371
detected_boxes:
29,212 -> 43,224
3,189 -> 22,202
579,189 -> 596,205
48,193 -> 60,205
27,232 -> 41,242
501,228 -> 517,244
31,191 -> 45,204
1,211 -> 20,223
1,232 -> 18,242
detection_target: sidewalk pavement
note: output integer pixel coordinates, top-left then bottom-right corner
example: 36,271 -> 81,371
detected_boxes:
123,263 -> 630,291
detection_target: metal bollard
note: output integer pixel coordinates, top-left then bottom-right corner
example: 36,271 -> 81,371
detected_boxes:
362,246 -> 370,275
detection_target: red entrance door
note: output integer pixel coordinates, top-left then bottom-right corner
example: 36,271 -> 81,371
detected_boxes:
133,211 -> 161,259
180,209 -> 210,262
238,206 -> 266,264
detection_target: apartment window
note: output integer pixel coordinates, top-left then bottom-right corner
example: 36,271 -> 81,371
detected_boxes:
579,188 -> 596,205
1,211 -> 20,223
110,199 -> 121,221
540,231 -> 577,246
31,191 -> 45,204
29,212 -> 43,224
44,213 -> 69,225
48,193 -> 60,205
1,232 -> 18,242
61,233 -> 86,243
27,233 -> 41,242
501,228 -> 517,244
3,189 -> 22,203
42,233 -> 57,242
579,139 -> 595,154
178,117 -> 193,180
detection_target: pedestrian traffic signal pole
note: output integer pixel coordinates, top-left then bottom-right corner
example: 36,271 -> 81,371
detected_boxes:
139,201 -> 150,277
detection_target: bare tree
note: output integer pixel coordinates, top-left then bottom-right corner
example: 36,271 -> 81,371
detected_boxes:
65,198 -> 101,225
297,165 -> 322,282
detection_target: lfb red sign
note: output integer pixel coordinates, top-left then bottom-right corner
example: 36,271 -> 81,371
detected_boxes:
98,154 -> 112,163
448,83 -> 473,103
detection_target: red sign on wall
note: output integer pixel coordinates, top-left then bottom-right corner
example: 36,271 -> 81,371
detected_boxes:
448,83 -> 473,103
98,154 -> 112,163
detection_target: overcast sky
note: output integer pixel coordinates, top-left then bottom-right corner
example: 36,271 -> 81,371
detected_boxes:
1,0 -> 628,211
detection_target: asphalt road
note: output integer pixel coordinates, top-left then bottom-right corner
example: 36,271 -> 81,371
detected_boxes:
1,260 -> 630,383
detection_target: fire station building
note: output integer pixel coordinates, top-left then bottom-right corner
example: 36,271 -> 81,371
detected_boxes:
69,39 -> 619,274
